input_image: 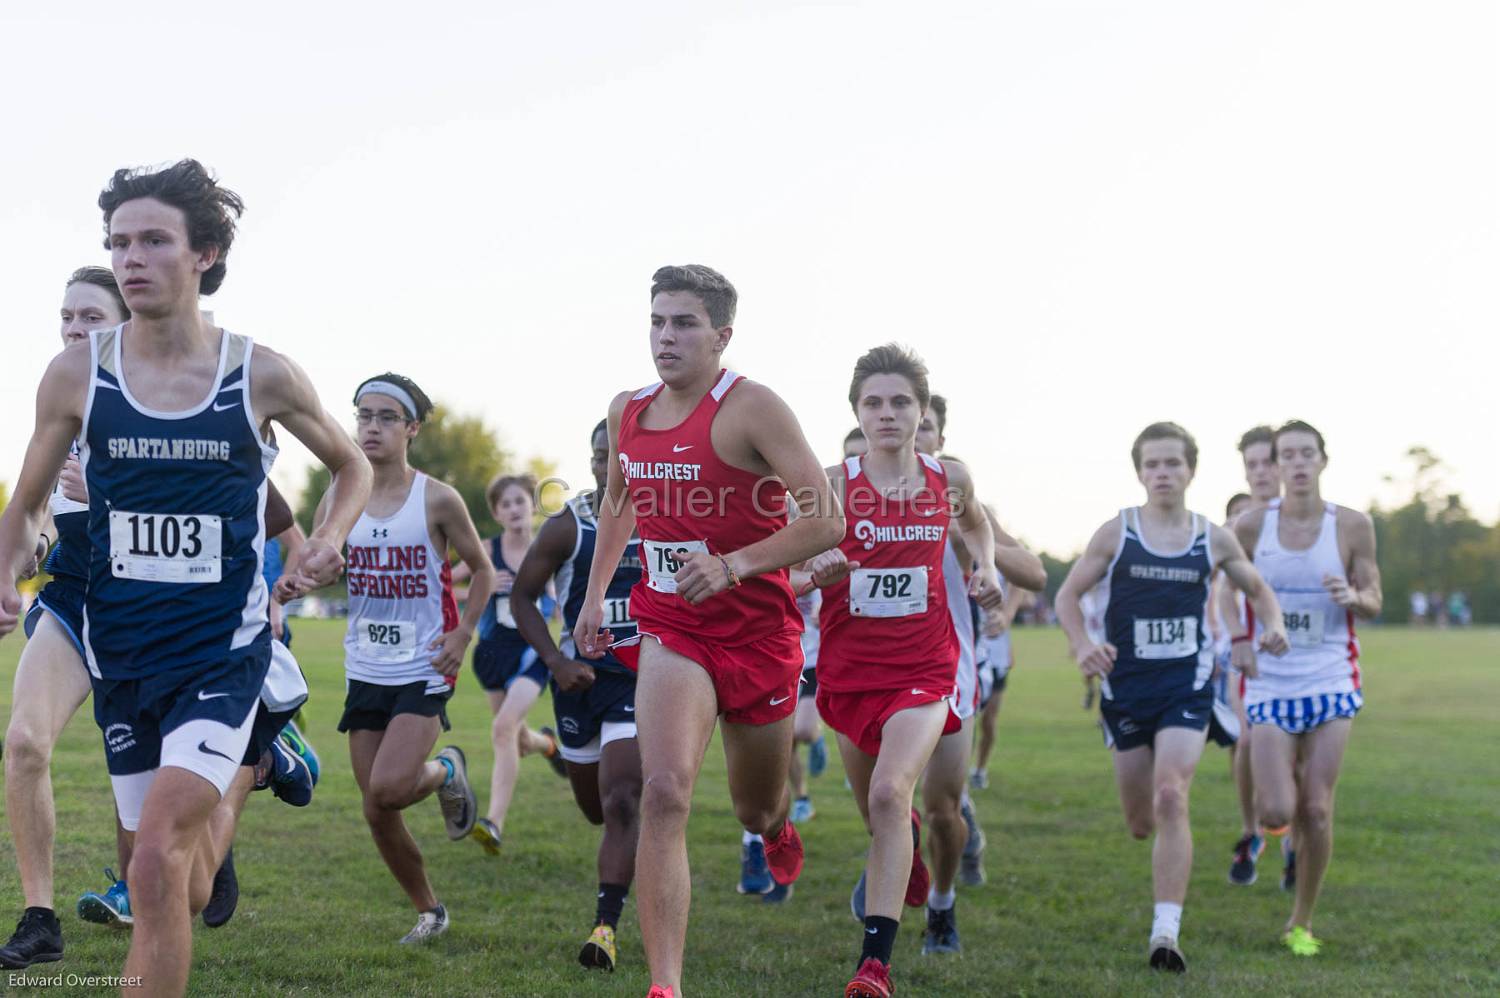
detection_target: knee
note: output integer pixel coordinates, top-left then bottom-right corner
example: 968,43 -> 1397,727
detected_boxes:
1257,796 -> 1294,831
491,711 -> 521,741
1153,780 -> 1189,822
732,797 -> 781,836
1127,815 -> 1154,840
1297,797 -> 1333,833
601,781 -> 640,831
640,770 -> 693,826
364,780 -> 409,817
867,778 -> 912,825
3,721 -> 52,776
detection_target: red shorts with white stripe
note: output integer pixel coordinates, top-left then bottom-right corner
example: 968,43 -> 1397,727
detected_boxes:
628,626 -> 804,726
815,685 -> 961,758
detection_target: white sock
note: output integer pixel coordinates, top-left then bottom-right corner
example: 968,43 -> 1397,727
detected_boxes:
928,887 -> 956,911
960,788 -> 972,809
1151,902 -> 1183,943
742,830 -> 762,846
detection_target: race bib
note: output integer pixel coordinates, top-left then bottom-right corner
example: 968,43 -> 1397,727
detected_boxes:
602,596 -> 635,629
354,620 -> 415,663
1132,616 -> 1197,659
109,511 -> 222,583
849,566 -> 928,618
644,539 -> 709,594
1282,609 -> 1326,647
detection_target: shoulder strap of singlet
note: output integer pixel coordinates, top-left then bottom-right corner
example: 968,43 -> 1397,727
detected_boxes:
565,497 -> 586,564
709,369 -> 740,402
630,382 -> 663,401
918,452 -> 943,474
843,455 -> 861,480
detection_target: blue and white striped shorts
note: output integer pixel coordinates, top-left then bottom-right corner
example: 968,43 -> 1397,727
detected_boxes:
1246,690 -> 1362,735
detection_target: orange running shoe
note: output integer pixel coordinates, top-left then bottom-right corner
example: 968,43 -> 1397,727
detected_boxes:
846,957 -> 894,997
645,986 -> 675,998
764,820 -> 805,886
904,808 -> 930,908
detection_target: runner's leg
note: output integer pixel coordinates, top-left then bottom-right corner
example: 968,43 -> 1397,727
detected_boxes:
1289,719 -> 1353,931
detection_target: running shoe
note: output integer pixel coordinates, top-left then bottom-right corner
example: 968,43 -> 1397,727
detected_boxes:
1229,833 -> 1264,886
201,848 -> 239,928
969,768 -> 989,791
399,904 -> 449,944
850,870 -> 867,922
764,820 -> 805,886
959,798 -> 986,887
762,881 -> 794,904
579,923 -> 616,971
808,735 -> 828,777
0,908 -> 63,969
737,838 -> 773,895
267,739 -> 314,807
845,957 -> 893,998
645,987 -> 675,998
77,870 -> 132,927
1148,935 -> 1186,973
279,719 -> 320,786
905,809 -> 930,908
922,903 -> 961,954
790,796 -> 815,824
1282,925 -> 1321,956
470,817 -> 503,856
1282,845 -> 1297,892
435,746 -> 477,840
539,727 -> 568,778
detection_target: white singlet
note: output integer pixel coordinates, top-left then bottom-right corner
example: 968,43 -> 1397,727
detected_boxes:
342,473 -> 457,692
943,542 -> 978,720
1244,502 -> 1359,706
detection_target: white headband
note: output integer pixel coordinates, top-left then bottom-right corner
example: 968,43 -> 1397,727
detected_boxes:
356,380 -> 419,420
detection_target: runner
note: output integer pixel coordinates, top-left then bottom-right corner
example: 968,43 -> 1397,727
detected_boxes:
573,264 -> 843,998
805,344 -> 1003,998
510,418 -> 644,971
1055,421 -> 1288,973
458,471 -> 566,855
1234,420 -> 1380,957
321,372 -> 495,944
0,160 -> 372,995
906,395 -> 1045,956
1213,489 -> 1263,884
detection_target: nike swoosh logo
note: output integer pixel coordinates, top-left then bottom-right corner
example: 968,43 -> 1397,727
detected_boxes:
912,689 -> 926,696
198,741 -> 235,762
866,927 -> 879,935
623,705 -> 635,712
769,695 -> 792,706
212,401 -> 239,412
198,690 -> 230,700
1182,711 -> 1201,720
672,444 -> 693,453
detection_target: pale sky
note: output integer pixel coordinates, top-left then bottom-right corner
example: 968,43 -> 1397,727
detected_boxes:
3,2 -> 1494,554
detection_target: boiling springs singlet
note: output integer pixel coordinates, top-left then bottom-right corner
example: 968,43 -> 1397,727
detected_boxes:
343,473 -> 459,690
817,454 -> 958,694
618,369 -> 800,644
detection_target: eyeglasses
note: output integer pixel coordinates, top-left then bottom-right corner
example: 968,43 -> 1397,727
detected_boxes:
354,410 -> 410,427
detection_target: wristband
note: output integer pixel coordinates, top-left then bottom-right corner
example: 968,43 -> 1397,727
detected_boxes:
1231,635 -> 1252,645
717,554 -> 742,588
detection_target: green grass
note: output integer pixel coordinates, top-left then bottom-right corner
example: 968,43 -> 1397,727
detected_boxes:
1,623 -> 1497,996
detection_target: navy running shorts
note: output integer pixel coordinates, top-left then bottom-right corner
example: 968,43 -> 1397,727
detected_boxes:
338,679 -> 452,733
1099,684 -> 1215,753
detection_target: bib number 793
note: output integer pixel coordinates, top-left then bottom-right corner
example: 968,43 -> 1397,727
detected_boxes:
644,539 -> 709,594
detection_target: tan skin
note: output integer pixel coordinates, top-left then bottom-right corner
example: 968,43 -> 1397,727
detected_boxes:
1232,429 -> 1380,935
572,289 -> 844,996
800,373 -> 1003,933
301,392 -> 494,915
0,196 -> 371,998
1056,437 -> 1287,922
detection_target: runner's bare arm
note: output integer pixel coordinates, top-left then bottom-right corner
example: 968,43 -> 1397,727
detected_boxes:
945,460 -> 1004,610
252,347 -> 371,593
576,391 -> 639,657
0,346 -> 89,634
428,480 -> 494,676
1330,508 -> 1382,619
266,480 -> 294,538
514,509 -> 595,691
986,506 -> 1046,592
1211,523 -> 1287,663
1055,518 -> 1121,677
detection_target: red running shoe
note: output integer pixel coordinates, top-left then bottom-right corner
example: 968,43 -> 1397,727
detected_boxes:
904,808 -> 930,908
764,819 -> 805,886
846,957 -> 894,997
645,986 -> 675,998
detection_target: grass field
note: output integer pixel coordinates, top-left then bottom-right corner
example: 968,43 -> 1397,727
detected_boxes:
1,623 -> 1496,996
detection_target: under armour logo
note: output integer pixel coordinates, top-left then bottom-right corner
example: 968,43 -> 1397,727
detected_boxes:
372,528 -> 389,538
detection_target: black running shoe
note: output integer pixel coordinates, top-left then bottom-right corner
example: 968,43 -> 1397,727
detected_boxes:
0,908 -> 63,969
1229,833 -> 1263,886
921,904 -> 961,954
202,848 -> 239,928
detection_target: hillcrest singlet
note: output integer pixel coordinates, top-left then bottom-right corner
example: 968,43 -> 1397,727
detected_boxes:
618,369 -> 800,644
1245,502 -> 1359,705
79,325 -> 276,679
343,473 -> 459,691
816,453 -> 958,693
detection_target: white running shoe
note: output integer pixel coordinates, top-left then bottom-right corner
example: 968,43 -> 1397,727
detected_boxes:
399,904 -> 449,944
